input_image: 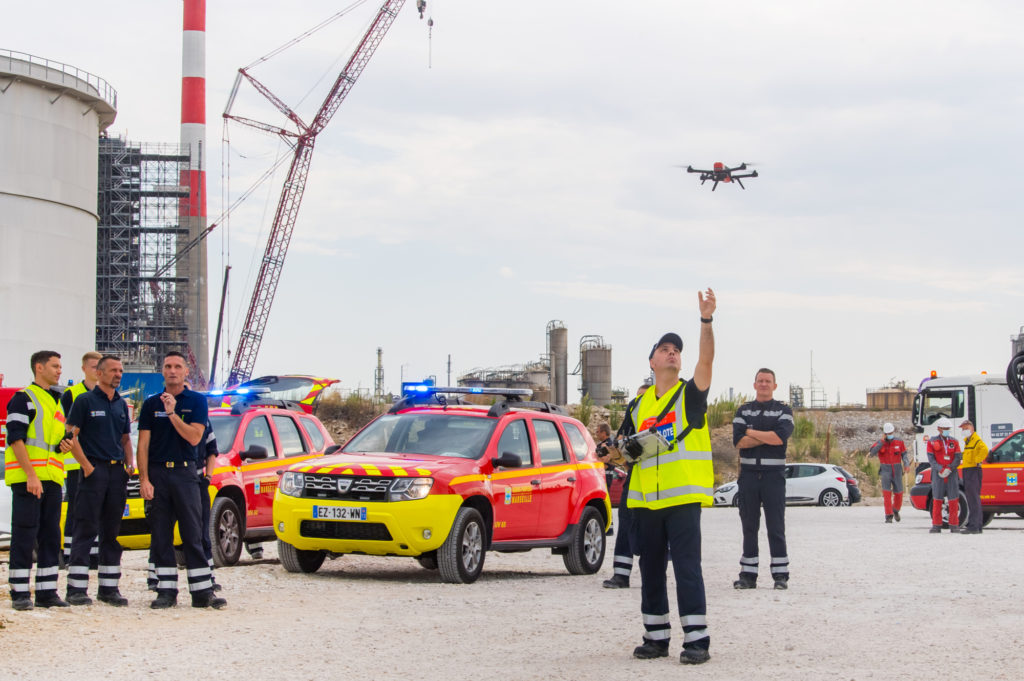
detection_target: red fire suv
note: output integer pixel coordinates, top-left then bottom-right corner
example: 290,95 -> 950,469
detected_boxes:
273,386 -> 611,583
120,392 -> 334,564
910,429 -> 1024,527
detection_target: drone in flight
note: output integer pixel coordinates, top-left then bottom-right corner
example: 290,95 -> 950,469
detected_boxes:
679,162 -> 759,191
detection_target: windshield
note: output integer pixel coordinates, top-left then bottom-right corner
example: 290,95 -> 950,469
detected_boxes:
917,389 -> 965,426
344,413 -> 496,459
209,415 -> 241,453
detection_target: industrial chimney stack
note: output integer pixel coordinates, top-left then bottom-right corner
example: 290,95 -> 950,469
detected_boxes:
181,0 -> 210,375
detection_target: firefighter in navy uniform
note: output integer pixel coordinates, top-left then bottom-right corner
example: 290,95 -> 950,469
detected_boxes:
137,351 -> 226,609
4,351 -> 70,610
64,355 -> 133,606
59,350 -> 102,567
732,369 -> 795,590
628,288 -> 716,666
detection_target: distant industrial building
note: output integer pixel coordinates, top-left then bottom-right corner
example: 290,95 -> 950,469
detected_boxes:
457,322 -> 615,407
866,381 -> 914,410
0,50 -> 116,381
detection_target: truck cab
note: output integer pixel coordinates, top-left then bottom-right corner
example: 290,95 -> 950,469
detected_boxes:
911,374 -> 1024,465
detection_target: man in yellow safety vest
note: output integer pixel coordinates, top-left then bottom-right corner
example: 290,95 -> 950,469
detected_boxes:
625,288 -> 716,665
4,350 -> 72,610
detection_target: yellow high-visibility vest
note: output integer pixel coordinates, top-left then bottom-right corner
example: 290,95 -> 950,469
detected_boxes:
4,384 -> 66,486
61,382 -> 89,471
626,381 -> 713,510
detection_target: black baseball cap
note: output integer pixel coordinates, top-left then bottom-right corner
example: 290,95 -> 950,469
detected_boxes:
649,332 -> 683,359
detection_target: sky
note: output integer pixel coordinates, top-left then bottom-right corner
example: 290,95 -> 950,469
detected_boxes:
7,0 -> 1024,403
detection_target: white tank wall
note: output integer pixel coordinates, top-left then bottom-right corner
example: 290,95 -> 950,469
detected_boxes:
0,54 -> 116,384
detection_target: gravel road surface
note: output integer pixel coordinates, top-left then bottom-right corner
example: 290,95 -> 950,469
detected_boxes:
1,504 -> 1018,680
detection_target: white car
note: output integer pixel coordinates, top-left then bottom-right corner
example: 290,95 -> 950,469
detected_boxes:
714,463 -> 851,507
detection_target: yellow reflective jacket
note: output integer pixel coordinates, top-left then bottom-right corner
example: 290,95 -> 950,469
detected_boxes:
4,384 -> 67,485
626,381 -> 714,510
960,432 -> 989,468
61,382 -> 89,471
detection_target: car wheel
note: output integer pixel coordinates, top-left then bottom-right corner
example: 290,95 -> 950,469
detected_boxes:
277,539 -> 326,574
818,488 -> 843,507
416,552 -> 439,570
438,507 -> 486,584
731,495 -> 740,508
982,512 -> 995,527
209,497 -> 243,567
563,506 -> 606,575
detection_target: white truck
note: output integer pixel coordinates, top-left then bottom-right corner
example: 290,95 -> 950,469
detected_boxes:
911,373 -> 1024,465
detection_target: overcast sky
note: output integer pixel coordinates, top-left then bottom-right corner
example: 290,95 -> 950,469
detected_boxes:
8,0 -> 1024,403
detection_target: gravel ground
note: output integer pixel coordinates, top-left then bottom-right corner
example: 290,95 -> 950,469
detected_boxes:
1,504 -> 1020,680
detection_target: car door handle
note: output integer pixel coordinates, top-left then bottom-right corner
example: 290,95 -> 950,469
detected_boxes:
531,479 -> 541,486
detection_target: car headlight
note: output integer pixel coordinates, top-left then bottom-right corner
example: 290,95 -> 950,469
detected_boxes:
279,472 -> 305,497
915,473 -> 923,485
717,483 -> 736,493
389,477 -> 433,502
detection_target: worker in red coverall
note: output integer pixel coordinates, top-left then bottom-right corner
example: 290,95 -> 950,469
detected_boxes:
868,422 -> 909,523
927,417 -> 962,533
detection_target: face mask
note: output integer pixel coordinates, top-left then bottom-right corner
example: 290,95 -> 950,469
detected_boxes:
939,430 -> 951,438
884,434 -> 894,440
961,430 -> 971,439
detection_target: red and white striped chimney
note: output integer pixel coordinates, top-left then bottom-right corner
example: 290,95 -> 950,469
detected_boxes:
181,0 -> 206,220
181,0 -> 210,376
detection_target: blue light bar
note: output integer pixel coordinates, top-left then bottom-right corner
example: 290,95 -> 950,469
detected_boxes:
400,385 -> 532,398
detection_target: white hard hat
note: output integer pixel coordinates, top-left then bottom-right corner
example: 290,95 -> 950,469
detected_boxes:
882,422 -> 895,434
935,417 -> 953,429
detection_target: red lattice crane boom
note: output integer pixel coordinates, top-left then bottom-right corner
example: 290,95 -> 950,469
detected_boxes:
225,0 -> 419,386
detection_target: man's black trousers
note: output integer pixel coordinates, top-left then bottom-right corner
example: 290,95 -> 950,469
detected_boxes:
149,465 -> 214,597
736,467 -> 789,583
635,503 -> 709,651
67,460 -> 128,595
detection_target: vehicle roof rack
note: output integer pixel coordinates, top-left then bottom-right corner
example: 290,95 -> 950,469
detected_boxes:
223,398 -> 305,415
388,386 -> 535,415
487,400 -> 567,417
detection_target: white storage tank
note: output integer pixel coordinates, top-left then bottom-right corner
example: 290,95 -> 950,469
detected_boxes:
0,51 -> 116,381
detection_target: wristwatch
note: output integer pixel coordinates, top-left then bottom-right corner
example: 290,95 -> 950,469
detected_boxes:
700,316 -> 713,323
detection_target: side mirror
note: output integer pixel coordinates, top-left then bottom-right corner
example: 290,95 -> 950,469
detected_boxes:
324,444 -> 342,455
490,452 -> 522,469
240,444 -> 270,460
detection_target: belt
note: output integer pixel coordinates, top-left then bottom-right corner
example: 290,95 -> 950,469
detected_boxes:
160,461 -> 189,468
88,458 -> 124,466
739,457 -> 786,467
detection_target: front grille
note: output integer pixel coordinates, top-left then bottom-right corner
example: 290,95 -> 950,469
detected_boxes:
300,520 -> 392,541
301,475 -> 391,502
119,518 -> 150,536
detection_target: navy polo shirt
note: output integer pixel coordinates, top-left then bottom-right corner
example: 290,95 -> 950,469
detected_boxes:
138,388 -> 208,464
66,386 -> 131,462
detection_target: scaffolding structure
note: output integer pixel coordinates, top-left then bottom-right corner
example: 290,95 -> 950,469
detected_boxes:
96,136 -> 193,371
